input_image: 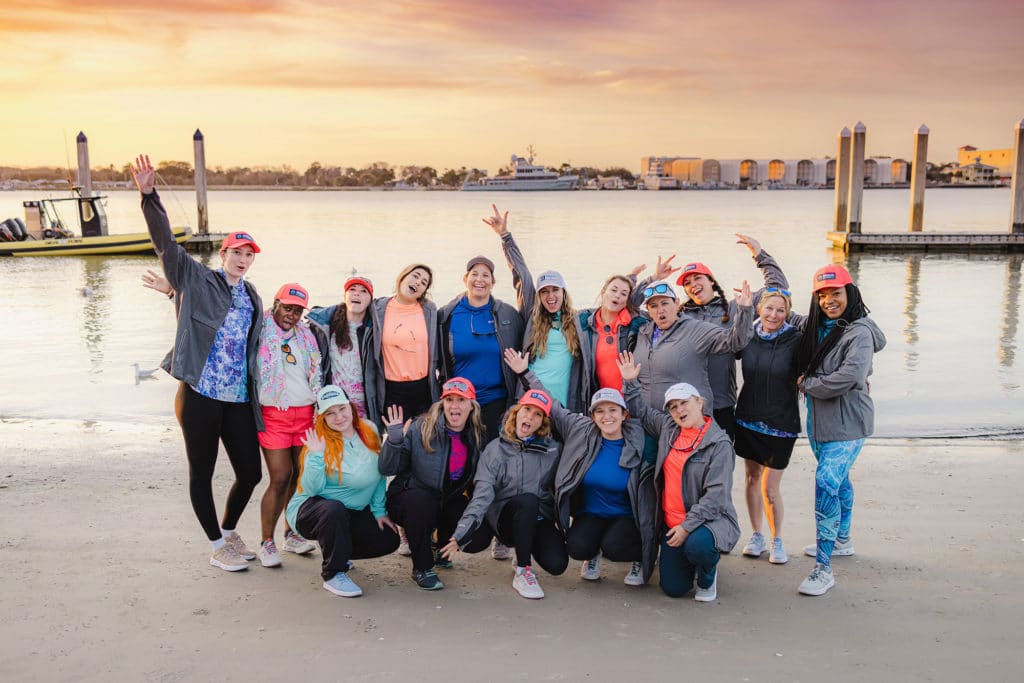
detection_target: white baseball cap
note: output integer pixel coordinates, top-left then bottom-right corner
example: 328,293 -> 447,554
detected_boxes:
663,382 -> 701,408
316,385 -> 351,413
536,270 -> 567,290
589,388 -> 627,411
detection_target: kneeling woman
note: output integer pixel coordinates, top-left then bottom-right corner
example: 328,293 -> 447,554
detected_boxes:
505,349 -> 656,587
379,378 -> 489,591
439,391 -> 567,599
286,386 -> 400,598
619,352 -> 740,602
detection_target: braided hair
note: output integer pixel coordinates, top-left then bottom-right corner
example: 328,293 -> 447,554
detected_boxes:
795,283 -> 870,378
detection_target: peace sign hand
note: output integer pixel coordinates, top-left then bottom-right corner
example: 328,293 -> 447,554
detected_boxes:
653,254 -> 680,281
130,154 -> 156,195
733,279 -> 753,307
482,204 -> 509,236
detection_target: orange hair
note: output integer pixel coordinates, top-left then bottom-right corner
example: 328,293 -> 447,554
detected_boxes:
296,406 -> 381,493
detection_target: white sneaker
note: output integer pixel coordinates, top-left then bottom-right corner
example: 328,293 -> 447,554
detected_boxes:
210,544 -> 248,572
694,571 -> 718,602
259,539 -> 282,568
223,532 -> 256,560
769,538 -> 788,565
512,566 -> 544,599
282,530 -> 316,555
742,532 -> 766,557
804,538 -> 855,558
491,540 -> 513,561
623,561 -> 644,586
798,564 -> 835,596
580,555 -> 601,581
397,528 -> 412,556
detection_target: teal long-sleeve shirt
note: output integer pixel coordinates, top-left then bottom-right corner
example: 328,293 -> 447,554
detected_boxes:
285,430 -> 387,531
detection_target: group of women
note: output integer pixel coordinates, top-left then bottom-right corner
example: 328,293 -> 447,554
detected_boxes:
132,154 -> 886,601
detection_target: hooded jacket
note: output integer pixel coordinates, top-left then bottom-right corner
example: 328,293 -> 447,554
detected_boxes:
500,232 -> 591,413
438,294 -> 524,408
519,370 -> 658,582
378,412 -> 484,504
305,304 -> 371,391
801,317 -> 886,442
452,433 -> 562,545
623,379 -> 740,553
735,324 -> 802,434
143,191 -> 264,429
633,304 -> 754,412
679,249 -> 789,410
363,296 -> 441,425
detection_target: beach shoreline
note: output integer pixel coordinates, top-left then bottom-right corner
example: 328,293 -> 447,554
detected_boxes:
0,418 -> 1020,681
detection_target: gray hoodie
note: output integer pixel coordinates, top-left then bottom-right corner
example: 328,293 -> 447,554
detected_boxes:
802,317 -> 886,442
452,434 -> 562,545
623,379 -> 740,553
379,413 -> 483,503
633,304 -> 754,412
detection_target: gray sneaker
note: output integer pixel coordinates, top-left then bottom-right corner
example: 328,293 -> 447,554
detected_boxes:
210,544 -> 248,572
798,564 -> 835,596
694,571 -> 717,602
768,538 -> 788,565
742,532 -> 766,557
623,561 -> 644,586
223,532 -> 256,560
580,555 -> 601,581
282,531 -> 316,555
491,540 -> 513,561
804,538 -> 855,558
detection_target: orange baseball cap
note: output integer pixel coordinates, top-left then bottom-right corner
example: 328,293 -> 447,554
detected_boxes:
677,261 -> 715,286
812,264 -> 853,292
519,389 -> 552,416
220,231 -> 261,253
442,377 -> 477,401
275,283 -> 310,308
344,276 -> 374,297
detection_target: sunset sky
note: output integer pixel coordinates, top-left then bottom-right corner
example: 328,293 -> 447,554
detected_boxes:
2,0 -> 1022,172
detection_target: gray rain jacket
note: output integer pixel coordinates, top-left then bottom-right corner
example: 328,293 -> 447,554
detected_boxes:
142,191 -> 264,429
379,413 -> 483,503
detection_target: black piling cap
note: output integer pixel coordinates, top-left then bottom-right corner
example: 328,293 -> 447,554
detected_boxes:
76,131 -> 87,142
194,129 -> 204,141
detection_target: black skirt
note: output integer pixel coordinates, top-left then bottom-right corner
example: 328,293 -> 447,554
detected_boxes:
734,424 -> 796,470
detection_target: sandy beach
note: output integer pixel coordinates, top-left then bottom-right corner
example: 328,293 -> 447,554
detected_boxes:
0,418 -> 1020,682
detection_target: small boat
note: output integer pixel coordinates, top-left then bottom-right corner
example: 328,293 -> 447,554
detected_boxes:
0,192 -> 190,257
462,149 -> 578,191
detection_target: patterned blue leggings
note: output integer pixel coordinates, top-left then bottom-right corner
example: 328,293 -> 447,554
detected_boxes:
807,425 -> 864,567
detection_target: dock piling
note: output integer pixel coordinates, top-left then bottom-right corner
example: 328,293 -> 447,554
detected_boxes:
909,124 -> 928,232
193,129 -> 209,236
833,127 -> 851,232
76,131 -> 92,198
847,122 -> 866,234
1011,118 -> 1024,235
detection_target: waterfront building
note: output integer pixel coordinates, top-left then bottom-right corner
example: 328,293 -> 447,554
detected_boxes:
957,146 -> 1013,177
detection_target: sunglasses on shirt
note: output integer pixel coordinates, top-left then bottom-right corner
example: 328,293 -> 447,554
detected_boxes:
281,341 -> 297,365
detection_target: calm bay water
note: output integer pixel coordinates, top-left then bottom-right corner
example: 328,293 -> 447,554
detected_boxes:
0,187 -> 1020,439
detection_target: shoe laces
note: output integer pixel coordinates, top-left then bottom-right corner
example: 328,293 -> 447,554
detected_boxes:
586,557 -> 599,572
628,561 -> 642,576
520,567 -> 538,585
809,565 -> 829,581
262,539 -> 278,553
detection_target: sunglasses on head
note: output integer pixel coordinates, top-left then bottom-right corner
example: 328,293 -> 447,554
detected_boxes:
642,283 -> 671,299
444,380 -> 470,393
281,341 -> 297,365
764,287 -> 792,297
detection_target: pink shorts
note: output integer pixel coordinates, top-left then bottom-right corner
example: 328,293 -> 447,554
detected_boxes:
258,404 -> 315,450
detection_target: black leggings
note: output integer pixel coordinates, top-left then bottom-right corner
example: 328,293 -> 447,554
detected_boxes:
295,497 -> 400,580
180,385 -> 262,541
462,493 -> 568,575
479,399 -> 507,444
713,406 -> 737,442
384,378 -> 432,424
566,514 -> 643,563
388,487 -> 491,572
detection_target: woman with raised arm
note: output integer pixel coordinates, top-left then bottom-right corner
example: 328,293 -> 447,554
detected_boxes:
286,386 -> 399,598
675,234 -> 789,439
306,275 -> 374,419
505,349 -> 656,587
363,264 -> 440,427
131,154 -> 263,572
794,264 -> 886,597
378,378 -> 490,591
618,352 -> 740,602
438,390 -> 567,599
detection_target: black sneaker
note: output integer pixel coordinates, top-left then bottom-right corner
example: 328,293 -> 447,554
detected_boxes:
433,547 -> 454,570
412,569 -> 444,591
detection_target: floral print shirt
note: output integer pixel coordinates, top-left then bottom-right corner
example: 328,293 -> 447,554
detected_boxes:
193,272 -> 253,403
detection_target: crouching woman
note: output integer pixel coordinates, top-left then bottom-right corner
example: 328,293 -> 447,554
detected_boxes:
618,352 -> 740,602
286,386 -> 400,598
439,390 -> 567,599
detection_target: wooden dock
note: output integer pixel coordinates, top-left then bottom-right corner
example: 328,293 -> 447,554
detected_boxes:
184,233 -> 227,253
828,231 -> 1024,253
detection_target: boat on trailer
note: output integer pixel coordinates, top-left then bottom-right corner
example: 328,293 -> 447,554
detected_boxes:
0,192 -> 190,257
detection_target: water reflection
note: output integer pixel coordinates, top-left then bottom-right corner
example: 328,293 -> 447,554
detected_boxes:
80,257 -> 111,378
902,255 -> 921,370
999,256 -> 1021,371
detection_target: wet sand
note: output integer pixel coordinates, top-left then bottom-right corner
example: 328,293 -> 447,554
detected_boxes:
0,419 -> 1020,682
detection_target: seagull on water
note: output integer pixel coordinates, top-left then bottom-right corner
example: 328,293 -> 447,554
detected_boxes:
132,363 -> 160,385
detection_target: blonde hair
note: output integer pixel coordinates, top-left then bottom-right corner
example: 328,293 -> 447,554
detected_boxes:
394,263 -> 433,301
757,291 -> 792,317
501,404 -> 552,446
420,398 -> 485,453
598,275 -> 638,316
527,289 -> 580,358
296,408 -> 381,492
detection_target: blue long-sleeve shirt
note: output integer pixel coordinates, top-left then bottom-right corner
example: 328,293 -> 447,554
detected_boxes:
449,297 -> 506,405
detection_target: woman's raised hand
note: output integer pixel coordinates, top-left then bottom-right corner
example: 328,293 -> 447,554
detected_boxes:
438,537 -> 461,560
616,351 -> 641,382
482,204 -> 509,236
503,348 -> 530,374
653,254 -> 680,281
735,233 -> 762,257
129,155 -> 156,195
301,426 -> 326,454
383,405 -> 412,435
734,279 -> 753,307
629,263 -> 647,278
141,269 -> 172,296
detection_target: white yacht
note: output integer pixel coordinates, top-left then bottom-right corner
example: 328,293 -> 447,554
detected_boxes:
462,152 -> 578,191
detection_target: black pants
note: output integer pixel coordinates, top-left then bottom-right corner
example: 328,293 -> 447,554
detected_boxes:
461,494 -> 568,575
387,487 -> 491,572
713,406 -> 736,442
479,399 -> 507,443
566,514 -> 643,563
180,385 -> 263,541
295,497 -> 400,580
384,378 -> 432,424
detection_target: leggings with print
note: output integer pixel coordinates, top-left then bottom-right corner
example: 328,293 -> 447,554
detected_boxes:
807,426 -> 864,567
